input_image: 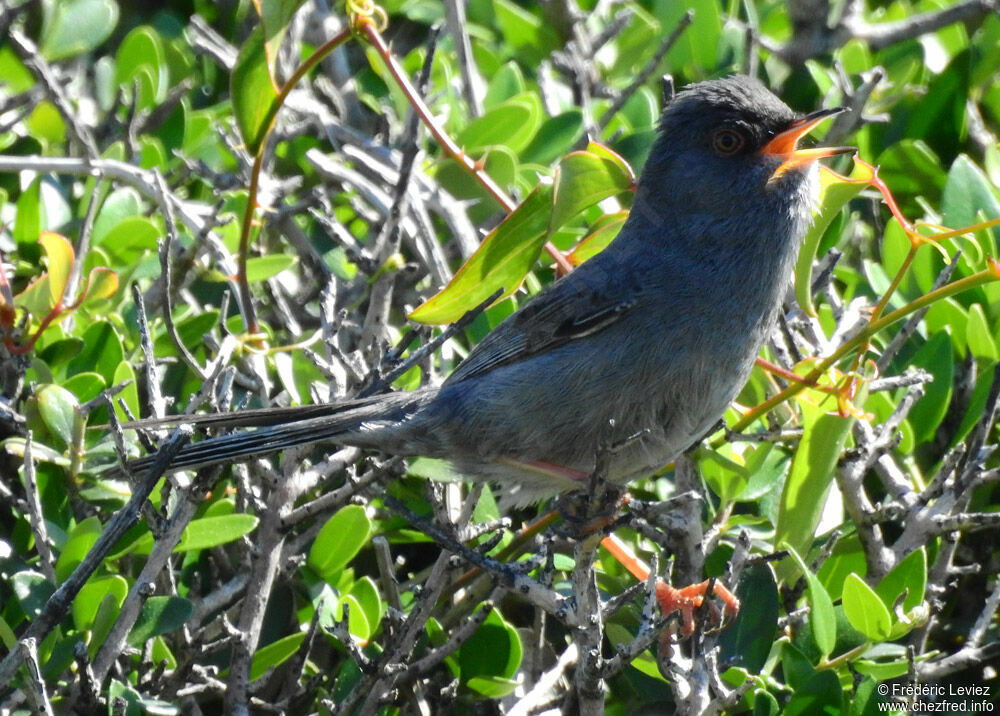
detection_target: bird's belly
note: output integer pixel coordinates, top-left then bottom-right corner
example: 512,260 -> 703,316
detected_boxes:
419,337 -> 756,499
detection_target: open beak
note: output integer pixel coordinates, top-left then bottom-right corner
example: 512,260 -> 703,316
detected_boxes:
761,107 -> 855,183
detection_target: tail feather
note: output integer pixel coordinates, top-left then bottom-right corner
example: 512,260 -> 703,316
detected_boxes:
124,391 -> 433,476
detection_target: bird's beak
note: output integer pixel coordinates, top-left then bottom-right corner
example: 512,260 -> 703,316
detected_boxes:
761,107 -> 855,183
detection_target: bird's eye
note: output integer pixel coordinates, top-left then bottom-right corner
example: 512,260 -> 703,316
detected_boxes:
711,128 -> 745,156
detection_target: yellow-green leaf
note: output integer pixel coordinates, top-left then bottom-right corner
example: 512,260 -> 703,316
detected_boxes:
795,163 -> 871,316
410,183 -> 553,324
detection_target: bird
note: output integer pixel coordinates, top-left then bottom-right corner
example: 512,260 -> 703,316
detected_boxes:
124,75 -> 853,507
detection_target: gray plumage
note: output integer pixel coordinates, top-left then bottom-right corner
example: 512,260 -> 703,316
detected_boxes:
126,75 -> 846,506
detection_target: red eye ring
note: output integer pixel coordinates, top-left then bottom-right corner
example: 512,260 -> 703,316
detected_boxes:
712,128 -> 745,156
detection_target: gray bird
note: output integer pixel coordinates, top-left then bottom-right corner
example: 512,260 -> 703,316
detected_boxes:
125,75 -> 852,507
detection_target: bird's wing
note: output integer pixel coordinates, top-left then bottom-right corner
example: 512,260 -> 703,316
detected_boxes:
446,264 -> 639,383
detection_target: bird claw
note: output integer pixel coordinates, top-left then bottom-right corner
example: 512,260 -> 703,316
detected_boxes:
656,579 -> 740,639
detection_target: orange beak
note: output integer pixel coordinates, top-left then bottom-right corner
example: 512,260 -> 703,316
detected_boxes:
761,107 -> 855,183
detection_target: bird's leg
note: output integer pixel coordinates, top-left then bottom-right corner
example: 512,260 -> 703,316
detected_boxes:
655,578 -> 740,637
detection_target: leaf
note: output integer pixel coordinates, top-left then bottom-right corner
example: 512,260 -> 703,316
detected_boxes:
906,331 -> 954,443
349,576 -> 383,640
12,571 -> 55,619
875,548 -> 926,614
717,564 -> 780,673
458,608 -> 523,694
39,0 -> 119,61
842,573 -> 891,641
550,145 -> 634,233
567,211 -> 627,265
63,372 -> 106,405
492,0 -> 559,65
795,163 -> 871,316
520,110 -> 584,165
966,303 -> 999,361
308,505 -> 373,580
784,546 -> 836,659
127,514 -> 260,555
243,254 -> 297,283
72,575 -> 128,631
941,155 -> 1000,233
95,216 -> 161,261
456,95 -> 541,155
251,0 -> 307,83
80,267 -> 119,308
249,631 -> 306,681
116,26 -> 168,109
128,596 -> 193,646
55,516 -> 102,583
36,383 -> 79,446
483,61 -> 526,109
67,320 -> 124,384
111,361 -> 140,422
231,25 -> 279,154
775,365 -> 863,562
409,182 -> 552,324
15,232 -> 75,318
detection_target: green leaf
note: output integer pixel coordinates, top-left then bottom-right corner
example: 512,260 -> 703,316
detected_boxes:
906,331 -> 954,443
550,146 -> 634,233
875,548 -> 926,614
92,188 -> 143,244
16,232 -> 74,317
409,182 -> 552,324
90,593 -> 123,658
127,514 -> 260,555
249,631 -> 306,681
842,573 -> 891,641
252,0 -> 308,83
966,303 -> 999,361
62,372 -> 106,405
941,155 -> 1000,233
128,596 -> 193,646
231,25 -> 278,154
116,26 -> 168,109
816,534 -> 866,600
95,216 -> 161,261
243,254 -> 297,283
67,320 -> 124,384
567,210 -> 627,265
718,564 -> 779,673
13,178 -> 44,245
784,546 -> 836,659
493,0 -> 559,65
483,61 -> 525,109
111,361 -> 140,423
458,608 -> 522,694
349,576 -> 383,640
456,95 -> 541,155
308,505 -> 373,580
775,370 -> 863,562
36,384 -> 79,446
72,575 -> 128,631
12,570 -> 55,619
40,0 -> 119,61
340,595 -> 372,642
55,516 -> 102,583
850,675 -> 883,716
521,110 -> 585,166
795,164 -> 870,316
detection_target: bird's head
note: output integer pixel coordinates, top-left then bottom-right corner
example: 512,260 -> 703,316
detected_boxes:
639,75 -> 854,222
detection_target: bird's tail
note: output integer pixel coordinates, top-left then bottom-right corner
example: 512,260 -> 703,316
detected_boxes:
122,390 -> 434,477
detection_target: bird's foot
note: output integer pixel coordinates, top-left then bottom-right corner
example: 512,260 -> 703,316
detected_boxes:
657,578 -> 740,638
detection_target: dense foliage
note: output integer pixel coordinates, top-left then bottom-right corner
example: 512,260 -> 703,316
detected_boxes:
0,0 -> 999,713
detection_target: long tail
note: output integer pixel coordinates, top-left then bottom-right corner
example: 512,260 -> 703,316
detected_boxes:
123,391 -> 433,476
